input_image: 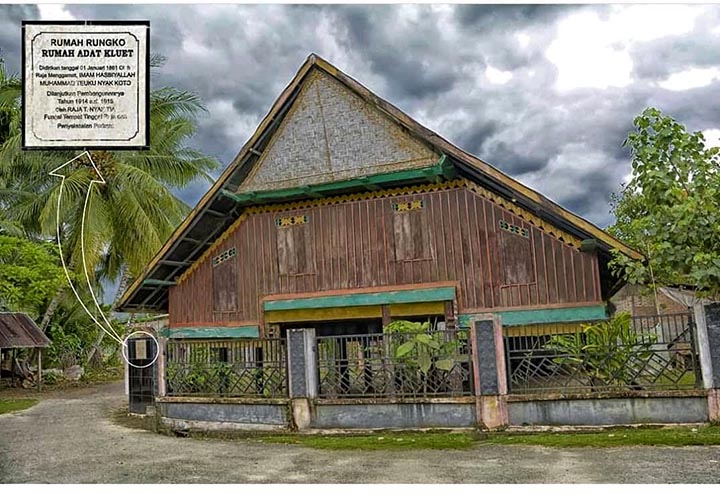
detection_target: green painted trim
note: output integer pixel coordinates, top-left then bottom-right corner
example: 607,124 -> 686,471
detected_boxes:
142,279 -> 176,287
222,156 -> 453,205
160,325 -> 259,339
264,286 -> 456,312
580,239 -> 600,253
457,305 -> 607,328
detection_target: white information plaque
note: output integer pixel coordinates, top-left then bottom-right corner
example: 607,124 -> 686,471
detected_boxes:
22,21 -> 149,149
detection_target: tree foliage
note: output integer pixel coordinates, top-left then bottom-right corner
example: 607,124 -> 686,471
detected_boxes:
609,107 -> 720,298
0,234 -> 65,316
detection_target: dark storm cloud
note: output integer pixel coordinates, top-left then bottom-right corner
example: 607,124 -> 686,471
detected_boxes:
0,5 -> 40,74
3,4 -> 718,228
481,142 -> 550,176
326,6 -> 460,100
455,4 -> 578,29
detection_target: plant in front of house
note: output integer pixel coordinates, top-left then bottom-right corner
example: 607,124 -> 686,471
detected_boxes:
383,320 -> 468,394
544,313 -> 656,390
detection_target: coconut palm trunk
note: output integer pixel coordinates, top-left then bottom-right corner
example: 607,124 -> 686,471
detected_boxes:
87,265 -> 133,367
39,250 -> 75,333
39,290 -> 64,333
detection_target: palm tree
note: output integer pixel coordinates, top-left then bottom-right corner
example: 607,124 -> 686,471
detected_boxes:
0,58 -> 219,341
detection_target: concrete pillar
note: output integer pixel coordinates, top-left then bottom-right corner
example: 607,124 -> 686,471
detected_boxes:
694,303 -> 715,390
703,303 -> 720,423
470,314 -> 508,429
286,328 -> 317,429
156,337 -> 166,398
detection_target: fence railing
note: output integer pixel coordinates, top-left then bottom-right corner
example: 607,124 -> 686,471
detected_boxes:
316,329 -> 473,398
505,312 -> 701,394
165,338 -> 287,397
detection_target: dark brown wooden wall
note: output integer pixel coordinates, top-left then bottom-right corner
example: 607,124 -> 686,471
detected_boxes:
169,186 -> 601,327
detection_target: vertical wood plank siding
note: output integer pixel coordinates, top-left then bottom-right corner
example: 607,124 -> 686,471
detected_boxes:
169,187 -> 601,329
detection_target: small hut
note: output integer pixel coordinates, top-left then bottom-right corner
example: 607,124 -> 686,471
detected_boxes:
0,312 -> 51,389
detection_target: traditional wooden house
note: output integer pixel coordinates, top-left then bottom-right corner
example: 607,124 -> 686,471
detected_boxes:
118,54 -> 639,343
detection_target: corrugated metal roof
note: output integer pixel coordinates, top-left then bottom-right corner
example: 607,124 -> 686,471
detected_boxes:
0,313 -> 51,348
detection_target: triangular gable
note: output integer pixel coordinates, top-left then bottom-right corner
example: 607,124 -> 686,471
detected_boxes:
240,70 -> 438,192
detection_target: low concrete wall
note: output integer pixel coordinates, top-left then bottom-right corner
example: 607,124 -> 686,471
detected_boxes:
310,398 -> 476,429
157,397 -> 289,431
155,392 -> 711,431
507,392 -> 709,426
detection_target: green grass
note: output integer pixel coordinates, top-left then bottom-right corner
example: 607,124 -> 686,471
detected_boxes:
253,426 -> 720,450
486,425 -> 720,448
258,431 -> 481,450
0,398 -> 37,415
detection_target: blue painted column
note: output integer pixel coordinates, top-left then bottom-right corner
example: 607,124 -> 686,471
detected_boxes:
286,328 -> 317,429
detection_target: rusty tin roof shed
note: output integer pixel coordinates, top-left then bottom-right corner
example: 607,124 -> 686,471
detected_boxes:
0,313 -> 51,349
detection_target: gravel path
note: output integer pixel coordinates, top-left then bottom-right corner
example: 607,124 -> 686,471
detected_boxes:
1,382 -> 720,483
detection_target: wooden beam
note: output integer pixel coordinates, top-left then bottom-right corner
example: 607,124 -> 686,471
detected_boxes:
37,349 -> 41,392
382,305 -> 391,327
141,279 -> 176,287
159,260 -> 191,267
444,300 -> 455,330
205,209 -> 227,218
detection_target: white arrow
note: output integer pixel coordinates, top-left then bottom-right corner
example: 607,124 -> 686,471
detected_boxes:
50,152 -> 124,345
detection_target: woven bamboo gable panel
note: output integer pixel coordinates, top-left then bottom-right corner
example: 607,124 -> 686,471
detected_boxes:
239,70 -> 438,192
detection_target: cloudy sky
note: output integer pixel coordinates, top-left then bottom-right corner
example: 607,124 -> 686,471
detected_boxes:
2,3 -> 720,228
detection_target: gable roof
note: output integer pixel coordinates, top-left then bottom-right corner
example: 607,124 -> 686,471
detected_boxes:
0,313 -> 51,348
118,53 -> 640,313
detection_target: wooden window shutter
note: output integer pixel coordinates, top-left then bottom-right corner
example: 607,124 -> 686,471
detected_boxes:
277,223 -> 313,275
393,201 -> 433,261
213,254 -> 238,312
498,222 -> 536,285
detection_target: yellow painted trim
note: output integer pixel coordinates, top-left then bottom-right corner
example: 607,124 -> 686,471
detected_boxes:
503,321 -> 593,337
264,305 -> 382,323
390,301 -> 445,317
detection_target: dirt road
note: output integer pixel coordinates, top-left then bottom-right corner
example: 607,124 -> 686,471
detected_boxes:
1,382 -> 719,483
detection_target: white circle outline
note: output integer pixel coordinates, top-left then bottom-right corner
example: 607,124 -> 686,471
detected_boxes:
122,330 -> 159,369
